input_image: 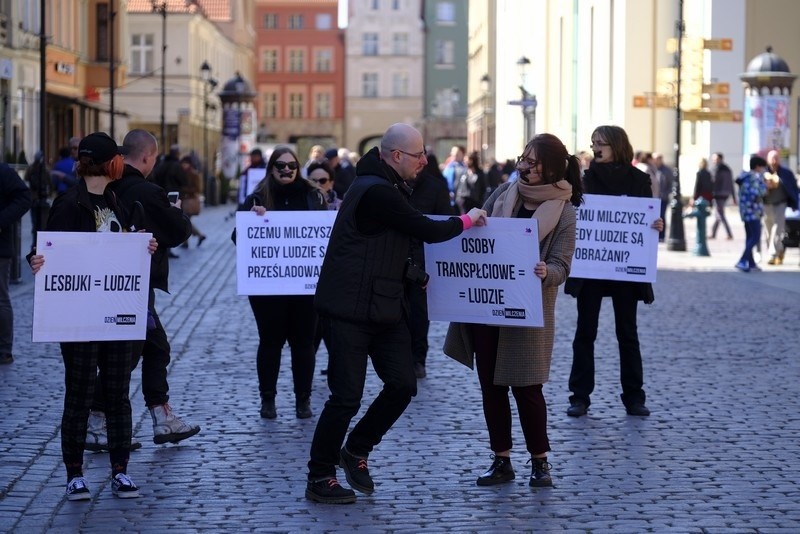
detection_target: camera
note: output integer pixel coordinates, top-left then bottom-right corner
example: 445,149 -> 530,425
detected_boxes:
404,259 -> 430,287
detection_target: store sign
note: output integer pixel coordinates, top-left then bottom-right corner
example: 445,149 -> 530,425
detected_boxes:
55,62 -> 75,75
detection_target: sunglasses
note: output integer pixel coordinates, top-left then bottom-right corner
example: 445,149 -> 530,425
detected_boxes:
274,161 -> 299,171
311,178 -> 330,185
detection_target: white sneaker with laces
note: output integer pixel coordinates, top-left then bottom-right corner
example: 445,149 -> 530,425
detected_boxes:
111,473 -> 140,499
150,403 -> 201,444
66,476 -> 91,501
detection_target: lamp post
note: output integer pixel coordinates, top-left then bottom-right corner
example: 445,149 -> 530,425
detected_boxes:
480,74 -> 491,162
508,56 -> 537,148
668,0 -> 687,251
151,1 -> 167,153
200,61 -> 218,182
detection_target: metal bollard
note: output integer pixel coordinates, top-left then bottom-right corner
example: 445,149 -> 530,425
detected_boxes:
682,197 -> 711,256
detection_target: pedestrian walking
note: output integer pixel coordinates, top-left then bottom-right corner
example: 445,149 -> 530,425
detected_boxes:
237,146 -> 327,420
763,150 -> 800,265
564,125 -> 664,418
709,152 -> 735,240
28,131 -> 157,500
0,162 -> 32,364
305,123 -> 487,504
735,155 -> 768,272
444,133 -> 583,489
86,129 -> 200,450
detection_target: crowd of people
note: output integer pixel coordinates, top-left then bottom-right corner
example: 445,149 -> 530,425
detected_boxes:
5,120 -> 798,506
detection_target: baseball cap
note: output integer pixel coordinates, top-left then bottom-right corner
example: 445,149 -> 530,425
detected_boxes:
324,148 -> 339,159
78,132 -> 129,164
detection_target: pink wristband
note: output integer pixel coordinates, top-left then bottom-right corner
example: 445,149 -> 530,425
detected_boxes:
459,214 -> 473,230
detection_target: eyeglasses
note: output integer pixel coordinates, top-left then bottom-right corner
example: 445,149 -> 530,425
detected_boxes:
590,140 -> 610,148
388,147 -> 426,160
311,177 -> 330,185
516,155 -> 540,167
273,161 -> 299,171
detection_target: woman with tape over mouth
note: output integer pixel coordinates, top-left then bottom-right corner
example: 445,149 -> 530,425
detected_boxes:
234,145 -> 327,420
564,125 -> 664,419
444,133 -> 583,489
28,132 -> 158,501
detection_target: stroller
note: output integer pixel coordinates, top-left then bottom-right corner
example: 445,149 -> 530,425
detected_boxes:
782,207 -> 800,263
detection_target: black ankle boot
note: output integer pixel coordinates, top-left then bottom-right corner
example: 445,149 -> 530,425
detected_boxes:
260,394 -> 276,419
529,457 -> 553,487
296,395 -> 312,419
476,455 -> 514,486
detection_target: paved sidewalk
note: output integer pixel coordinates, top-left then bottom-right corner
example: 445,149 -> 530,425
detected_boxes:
1,203 -> 798,533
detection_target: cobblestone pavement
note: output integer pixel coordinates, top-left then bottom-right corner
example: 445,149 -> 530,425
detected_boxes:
1,204 -> 799,533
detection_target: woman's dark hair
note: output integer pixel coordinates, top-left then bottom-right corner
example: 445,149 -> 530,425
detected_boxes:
524,133 -> 584,207
592,125 -> 633,164
421,152 -> 444,180
467,151 -> 481,172
253,145 -> 301,209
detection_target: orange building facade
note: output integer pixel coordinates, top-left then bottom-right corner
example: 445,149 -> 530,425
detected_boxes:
254,0 -> 345,159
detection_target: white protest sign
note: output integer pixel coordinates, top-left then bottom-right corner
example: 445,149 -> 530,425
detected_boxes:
236,210 -> 337,295
33,232 -> 152,342
238,168 -> 267,205
424,217 -> 543,327
570,194 -> 660,282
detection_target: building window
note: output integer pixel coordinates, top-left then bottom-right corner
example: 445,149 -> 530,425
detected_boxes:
315,49 -> 333,72
96,2 -> 109,61
262,93 -> 278,119
130,33 -> 154,74
363,33 -> 378,56
261,49 -> 278,72
288,49 -> 305,72
289,93 -> 304,118
436,1 -> 455,23
392,72 -> 408,97
392,0 -> 401,9
435,40 -> 455,65
263,13 -> 278,29
288,14 -> 304,29
362,73 -> 378,98
316,14 -> 332,29
315,93 -> 331,118
392,33 -> 408,55
370,0 -> 379,9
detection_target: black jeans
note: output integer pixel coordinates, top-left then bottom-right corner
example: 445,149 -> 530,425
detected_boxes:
569,280 -> 645,408
308,318 -> 416,480
406,283 -> 430,366
249,294 -> 316,398
93,289 -> 171,410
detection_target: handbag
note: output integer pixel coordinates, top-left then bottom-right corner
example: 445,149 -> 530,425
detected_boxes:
182,195 -> 201,216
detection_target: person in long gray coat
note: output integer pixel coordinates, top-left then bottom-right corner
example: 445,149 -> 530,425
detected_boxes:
444,133 -> 583,489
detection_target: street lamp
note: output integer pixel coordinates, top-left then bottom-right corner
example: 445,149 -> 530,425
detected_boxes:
200,60 -> 218,182
151,0 -> 167,153
480,74 -> 491,162
516,56 -> 537,143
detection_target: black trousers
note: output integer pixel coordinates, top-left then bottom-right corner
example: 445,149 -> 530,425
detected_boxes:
406,283 -> 430,366
568,280 -> 646,408
93,289 -> 171,411
249,294 -> 316,398
308,318 -> 416,480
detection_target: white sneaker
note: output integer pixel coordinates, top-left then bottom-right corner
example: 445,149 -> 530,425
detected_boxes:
149,404 -> 201,444
66,476 -> 91,501
85,410 -> 142,452
111,473 -> 139,499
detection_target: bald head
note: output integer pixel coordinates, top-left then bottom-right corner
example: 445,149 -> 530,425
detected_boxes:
380,123 -> 427,181
767,149 -> 780,170
123,129 -> 159,177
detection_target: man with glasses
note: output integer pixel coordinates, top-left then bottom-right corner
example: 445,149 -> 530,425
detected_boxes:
306,123 -> 487,504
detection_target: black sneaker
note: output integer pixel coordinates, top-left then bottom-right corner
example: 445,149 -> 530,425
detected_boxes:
339,446 -> 374,494
296,398 -> 312,419
566,400 -> 588,417
260,397 -> 276,419
529,457 -> 553,488
305,478 -> 356,504
111,473 -> 140,499
626,403 -> 650,417
476,455 -> 514,486
65,476 -> 91,501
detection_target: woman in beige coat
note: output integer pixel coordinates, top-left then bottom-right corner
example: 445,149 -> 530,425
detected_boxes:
444,133 -> 582,488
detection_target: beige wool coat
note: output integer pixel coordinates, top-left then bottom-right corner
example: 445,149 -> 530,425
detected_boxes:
443,183 -> 577,387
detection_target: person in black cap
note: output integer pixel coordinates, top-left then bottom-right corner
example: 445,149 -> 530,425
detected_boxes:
28,131 -> 157,501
